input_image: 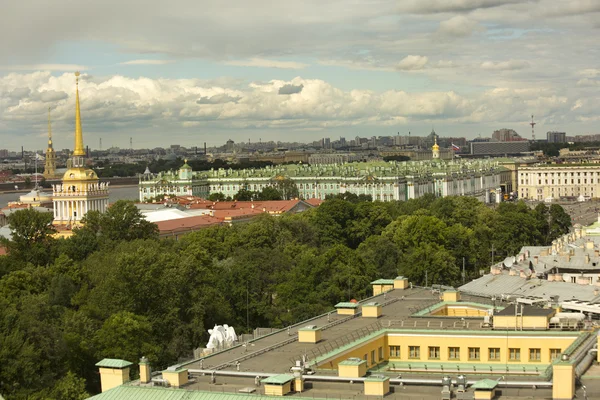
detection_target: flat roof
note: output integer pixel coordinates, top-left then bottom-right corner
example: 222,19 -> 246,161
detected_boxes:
494,304 -> 555,317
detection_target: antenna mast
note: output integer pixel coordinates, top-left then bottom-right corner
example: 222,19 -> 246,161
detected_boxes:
530,115 -> 536,141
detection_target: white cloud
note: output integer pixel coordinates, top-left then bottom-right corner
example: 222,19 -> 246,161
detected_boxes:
1,64 -> 88,71
397,55 -> 429,71
399,0 -> 523,14
120,59 -> 174,65
224,58 -> 309,69
437,15 -> 484,37
579,69 -> 600,78
480,60 -> 530,71
577,78 -> 600,87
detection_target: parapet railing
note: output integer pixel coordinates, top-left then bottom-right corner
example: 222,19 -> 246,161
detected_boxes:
292,320 -> 385,367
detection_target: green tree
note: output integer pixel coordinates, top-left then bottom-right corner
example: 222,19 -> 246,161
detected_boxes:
208,192 -> 226,201
84,201 -> 158,242
5,208 -> 56,265
549,204 -> 572,238
257,186 -> 283,200
94,311 -> 160,365
234,188 -> 255,201
47,371 -> 90,400
271,178 -> 299,200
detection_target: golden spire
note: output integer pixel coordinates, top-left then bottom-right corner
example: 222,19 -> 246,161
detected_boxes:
47,107 -> 53,146
73,71 -> 85,156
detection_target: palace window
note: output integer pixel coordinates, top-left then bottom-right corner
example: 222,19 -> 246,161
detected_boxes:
488,348 -> 500,361
389,346 -> 400,358
371,350 -> 375,365
409,346 -> 420,359
428,346 -> 440,360
529,348 -> 541,362
448,347 -> 460,360
378,346 -> 383,361
550,349 -> 562,361
509,348 -> 520,361
468,347 -> 480,360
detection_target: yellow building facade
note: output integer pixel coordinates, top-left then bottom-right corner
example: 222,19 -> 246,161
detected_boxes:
319,330 -> 578,370
518,164 -> 600,200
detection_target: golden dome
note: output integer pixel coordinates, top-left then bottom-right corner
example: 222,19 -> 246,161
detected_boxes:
62,167 -> 99,182
432,136 -> 440,151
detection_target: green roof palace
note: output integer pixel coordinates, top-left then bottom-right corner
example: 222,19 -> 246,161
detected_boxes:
139,157 -> 509,203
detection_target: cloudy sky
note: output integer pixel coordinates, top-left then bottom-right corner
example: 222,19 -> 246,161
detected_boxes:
1,0 -> 599,151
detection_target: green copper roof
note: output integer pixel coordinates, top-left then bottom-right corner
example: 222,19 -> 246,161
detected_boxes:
88,385 -> 327,399
95,359 -> 133,369
335,302 -> 359,308
363,302 -> 380,307
370,279 -> 395,285
471,379 -> 499,390
261,374 -> 294,385
339,358 -> 367,366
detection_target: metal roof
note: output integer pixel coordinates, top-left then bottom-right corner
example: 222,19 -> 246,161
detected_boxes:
95,359 -> 133,369
459,273 -> 600,303
471,379 -> 499,390
339,358 -> 367,366
370,279 -> 395,285
334,302 -> 359,308
260,374 -> 294,385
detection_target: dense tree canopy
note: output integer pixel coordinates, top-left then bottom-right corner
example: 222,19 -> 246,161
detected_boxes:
0,196 -> 572,398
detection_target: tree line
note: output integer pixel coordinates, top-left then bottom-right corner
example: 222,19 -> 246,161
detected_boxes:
0,197 -> 571,399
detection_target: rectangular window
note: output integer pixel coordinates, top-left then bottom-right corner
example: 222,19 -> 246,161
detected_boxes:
371,350 -> 375,365
509,348 -> 521,361
529,348 -> 541,362
378,346 -> 383,361
550,349 -> 561,361
448,347 -> 460,360
428,346 -> 440,360
468,347 -> 480,360
489,348 -> 500,361
409,346 -> 420,359
389,346 -> 400,358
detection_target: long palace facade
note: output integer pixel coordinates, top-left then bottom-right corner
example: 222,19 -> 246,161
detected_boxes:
139,158 -> 507,203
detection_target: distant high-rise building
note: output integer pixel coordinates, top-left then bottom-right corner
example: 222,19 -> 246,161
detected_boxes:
0,149 -> 8,158
492,129 -> 525,142
225,139 -> 235,152
547,131 -> 566,143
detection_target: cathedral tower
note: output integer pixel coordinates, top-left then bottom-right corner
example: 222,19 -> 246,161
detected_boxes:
52,72 -> 109,226
43,107 -> 57,178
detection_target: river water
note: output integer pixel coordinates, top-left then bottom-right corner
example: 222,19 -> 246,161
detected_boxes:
0,185 -> 140,208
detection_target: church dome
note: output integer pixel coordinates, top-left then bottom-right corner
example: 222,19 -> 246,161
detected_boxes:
62,167 -> 99,182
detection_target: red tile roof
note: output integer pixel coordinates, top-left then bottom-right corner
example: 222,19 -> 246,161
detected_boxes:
156,215 -> 224,236
0,246 -> 7,256
305,198 -> 324,207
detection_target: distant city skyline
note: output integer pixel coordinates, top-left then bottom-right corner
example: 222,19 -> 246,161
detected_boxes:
1,0 -> 599,151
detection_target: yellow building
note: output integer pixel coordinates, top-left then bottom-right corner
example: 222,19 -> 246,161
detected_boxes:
518,164 -> 600,200
52,72 -> 109,229
43,107 -> 58,179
